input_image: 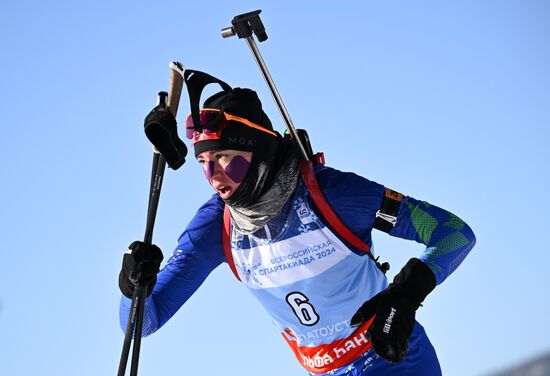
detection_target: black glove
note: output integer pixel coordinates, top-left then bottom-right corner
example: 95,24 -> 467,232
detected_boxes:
119,241 -> 164,299
350,258 -> 436,363
144,104 -> 187,170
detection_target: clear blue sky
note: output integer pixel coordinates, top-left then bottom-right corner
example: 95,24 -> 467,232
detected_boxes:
1,1 -> 549,375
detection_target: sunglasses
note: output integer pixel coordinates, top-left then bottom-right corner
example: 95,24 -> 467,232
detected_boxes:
185,108 -> 277,143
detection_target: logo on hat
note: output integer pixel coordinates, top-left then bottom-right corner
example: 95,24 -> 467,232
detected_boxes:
228,137 -> 255,147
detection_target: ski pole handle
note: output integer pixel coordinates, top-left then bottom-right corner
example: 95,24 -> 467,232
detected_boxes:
167,61 -> 185,117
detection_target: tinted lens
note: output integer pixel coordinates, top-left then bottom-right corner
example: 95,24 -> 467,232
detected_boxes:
185,109 -> 227,139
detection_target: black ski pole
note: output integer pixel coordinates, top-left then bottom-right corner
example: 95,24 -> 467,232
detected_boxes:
129,146 -> 166,376
117,62 -> 186,376
221,10 -> 310,161
118,93 -> 167,376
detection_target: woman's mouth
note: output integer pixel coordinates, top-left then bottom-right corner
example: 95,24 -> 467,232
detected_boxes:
216,185 -> 232,198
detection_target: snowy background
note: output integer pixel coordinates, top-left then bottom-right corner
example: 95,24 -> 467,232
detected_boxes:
1,1 -> 549,375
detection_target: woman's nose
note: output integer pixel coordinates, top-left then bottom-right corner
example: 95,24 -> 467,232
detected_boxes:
204,160 -> 217,181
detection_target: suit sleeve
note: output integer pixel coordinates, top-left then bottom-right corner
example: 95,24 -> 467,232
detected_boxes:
315,165 -> 476,285
119,194 -> 226,336
389,196 -> 476,285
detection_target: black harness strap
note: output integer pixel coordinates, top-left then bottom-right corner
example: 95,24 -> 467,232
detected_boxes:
373,188 -> 404,233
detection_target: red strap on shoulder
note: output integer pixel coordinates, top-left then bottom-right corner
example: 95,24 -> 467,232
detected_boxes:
223,205 -> 242,281
299,160 -> 371,254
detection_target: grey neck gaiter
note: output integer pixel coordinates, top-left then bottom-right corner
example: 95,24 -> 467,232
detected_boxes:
226,147 -> 301,234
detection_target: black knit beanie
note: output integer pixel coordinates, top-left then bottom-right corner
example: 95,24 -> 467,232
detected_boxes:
193,88 -> 277,157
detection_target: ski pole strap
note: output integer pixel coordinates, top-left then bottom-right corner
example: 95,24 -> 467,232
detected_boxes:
300,160 -> 372,254
373,188 -> 404,233
223,206 -> 242,281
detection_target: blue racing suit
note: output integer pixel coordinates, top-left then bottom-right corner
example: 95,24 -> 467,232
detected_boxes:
120,165 -> 476,375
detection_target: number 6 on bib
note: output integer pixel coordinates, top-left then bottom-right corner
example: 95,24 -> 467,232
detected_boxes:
286,292 -> 320,326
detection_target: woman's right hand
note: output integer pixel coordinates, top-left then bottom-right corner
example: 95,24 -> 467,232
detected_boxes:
118,241 -> 164,298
